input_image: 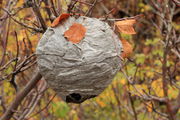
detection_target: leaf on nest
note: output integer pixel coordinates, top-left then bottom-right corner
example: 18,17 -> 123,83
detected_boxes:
115,19 -> 136,34
51,13 -> 70,27
64,23 -> 86,44
120,38 -> 133,58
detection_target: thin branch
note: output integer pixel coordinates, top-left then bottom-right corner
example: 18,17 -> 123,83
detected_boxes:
2,8 -> 43,32
27,93 -> 57,119
9,31 -> 19,91
0,16 -> 10,66
18,80 -> 47,120
50,0 -> 59,17
99,14 -> 144,21
31,0 -> 47,32
0,58 -> 17,71
0,71 -> 42,120
85,0 -> 98,16
43,0 -> 55,22
128,92 -> 138,120
0,53 -> 36,81
67,0 -> 78,13
172,0 -> 180,6
72,0 -> 93,6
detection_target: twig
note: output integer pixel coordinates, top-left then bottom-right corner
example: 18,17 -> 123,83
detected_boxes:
0,58 -> 17,71
67,0 -> 78,13
0,93 -> 6,112
172,0 -> 180,6
20,61 -> 37,72
172,92 -> 180,114
149,0 -> 162,12
99,14 -> 144,21
0,54 -> 36,81
50,0 -> 58,17
111,85 -> 122,118
0,16 -> 10,66
27,93 -> 57,119
85,0 -> 98,16
18,80 -> 47,120
2,8 -> 43,32
161,1 -> 175,119
72,0 -> 93,6
0,71 -> 42,120
31,0 -> 47,32
0,6 -> 25,21
9,31 -> 19,91
128,92 -> 138,120
43,0 -> 55,22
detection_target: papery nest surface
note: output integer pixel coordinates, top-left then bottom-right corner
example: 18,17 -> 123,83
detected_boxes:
36,16 -> 122,103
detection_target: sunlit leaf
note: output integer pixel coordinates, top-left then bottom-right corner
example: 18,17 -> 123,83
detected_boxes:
96,99 -> 106,108
120,78 -> 127,85
176,76 -> 180,81
120,38 -> 133,58
135,54 -> 146,64
129,84 -> 148,96
115,19 -> 136,34
151,79 -> 164,97
64,23 -> 86,43
145,102 -> 153,112
168,85 -> 179,99
51,13 -> 70,27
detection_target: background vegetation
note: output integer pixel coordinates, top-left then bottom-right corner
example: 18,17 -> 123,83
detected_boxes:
0,0 -> 180,120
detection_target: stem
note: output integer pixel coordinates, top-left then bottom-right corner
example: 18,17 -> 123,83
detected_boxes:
32,0 -> 47,32
0,72 -> 42,120
128,92 -> 138,120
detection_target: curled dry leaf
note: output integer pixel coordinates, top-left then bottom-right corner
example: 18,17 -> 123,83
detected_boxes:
120,38 -> 133,58
51,13 -> 70,27
64,23 -> 86,44
115,19 -> 136,34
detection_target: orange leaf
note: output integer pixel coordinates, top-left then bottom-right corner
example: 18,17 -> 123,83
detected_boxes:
115,19 -> 136,34
51,13 -> 70,27
64,23 -> 86,43
120,38 -> 133,58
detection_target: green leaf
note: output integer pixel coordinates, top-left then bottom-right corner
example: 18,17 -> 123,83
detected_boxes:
152,49 -> 163,57
145,38 -> 160,45
135,54 -> 146,64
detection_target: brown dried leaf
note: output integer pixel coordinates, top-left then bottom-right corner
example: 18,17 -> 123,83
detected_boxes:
51,13 -> 70,27
64,23 -> 86,43
120,38 -> 133,58
115,19 -> 136,34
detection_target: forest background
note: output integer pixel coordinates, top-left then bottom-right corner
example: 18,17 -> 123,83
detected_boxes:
0,0 -> 180,120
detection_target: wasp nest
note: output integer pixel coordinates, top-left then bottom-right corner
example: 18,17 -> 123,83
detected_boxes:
36,16 -> 122,103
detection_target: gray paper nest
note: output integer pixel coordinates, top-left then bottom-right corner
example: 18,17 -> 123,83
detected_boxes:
36,16 -> 122,103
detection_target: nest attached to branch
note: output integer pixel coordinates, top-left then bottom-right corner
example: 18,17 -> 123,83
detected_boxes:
36,16 -> 122,103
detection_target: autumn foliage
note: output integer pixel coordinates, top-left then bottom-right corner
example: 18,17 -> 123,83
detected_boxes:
114,19 -> 137,58
64,23 -> 86,43
51,13 -> 70,27
52,13 -> 136,58
115,19 -> 136,34
120,38 -> 133,58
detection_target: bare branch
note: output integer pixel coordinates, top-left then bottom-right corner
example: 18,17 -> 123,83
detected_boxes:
2,8 -> 43,32
85,0 -> 98,16
27,93 -> 57,119
31,0 -> 47,31
172,0 -> 180,6
0,71 -> 42,120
